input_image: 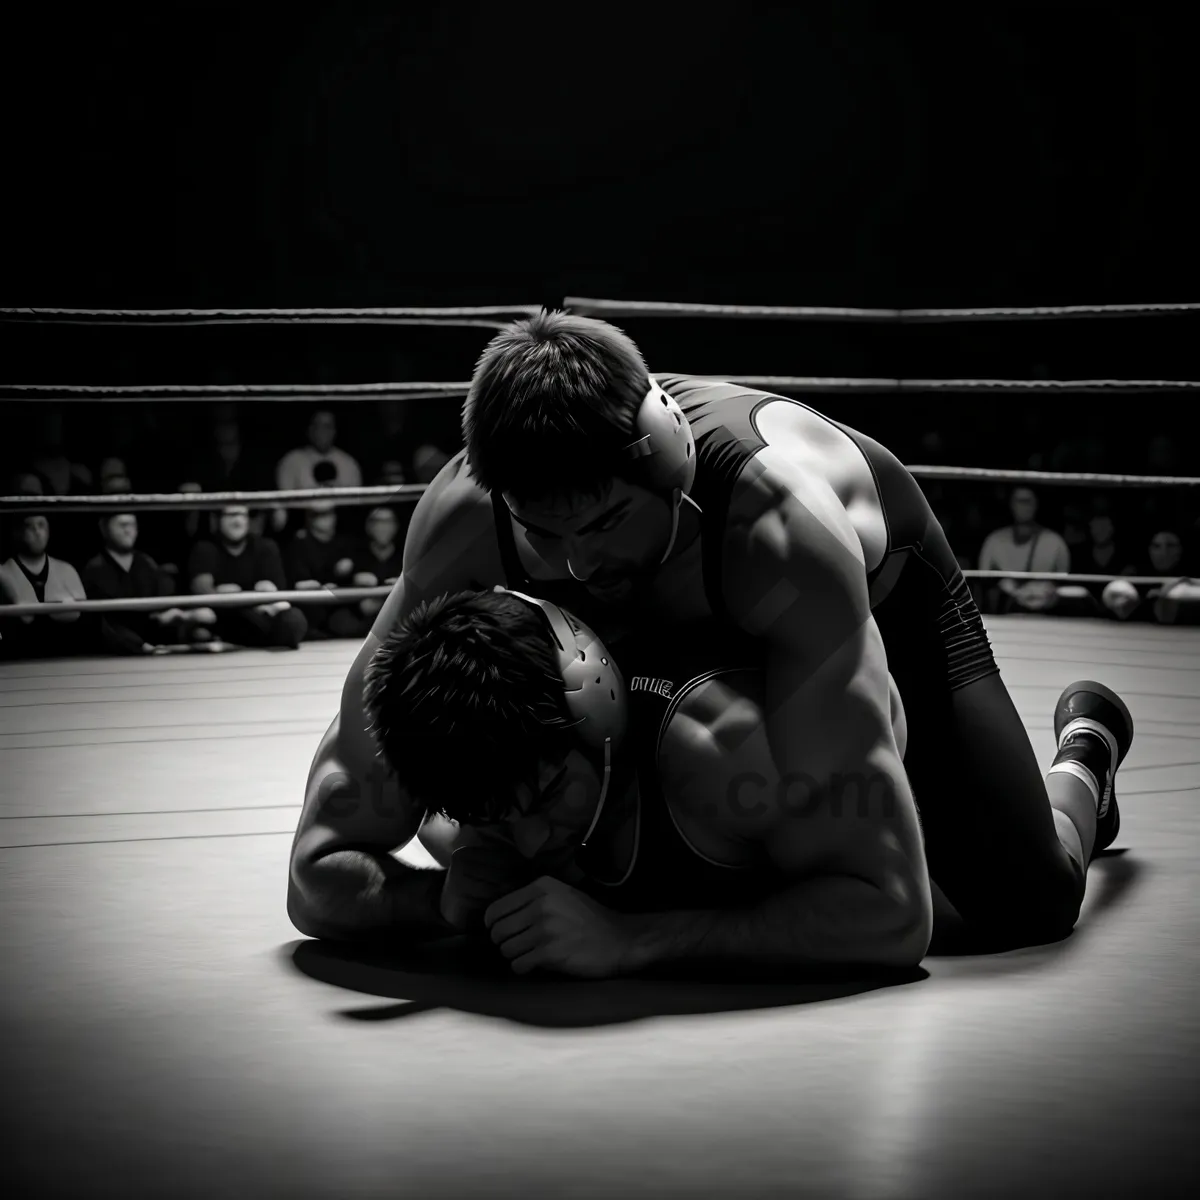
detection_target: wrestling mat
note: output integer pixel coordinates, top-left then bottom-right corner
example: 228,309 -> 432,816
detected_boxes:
2,614 -> 1197,1199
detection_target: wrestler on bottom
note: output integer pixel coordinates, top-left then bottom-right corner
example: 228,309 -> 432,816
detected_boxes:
289,586 -> 922,976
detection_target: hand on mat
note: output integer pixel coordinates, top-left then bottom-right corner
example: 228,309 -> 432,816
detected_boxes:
440,842 -> 532,932
484,877 -> 634,979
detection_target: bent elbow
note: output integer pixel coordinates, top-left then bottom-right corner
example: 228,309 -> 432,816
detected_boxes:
287,875 -> 327,940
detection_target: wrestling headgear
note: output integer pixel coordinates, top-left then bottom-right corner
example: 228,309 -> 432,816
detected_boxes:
497,588 -> 627,843
624,379 -> 696,496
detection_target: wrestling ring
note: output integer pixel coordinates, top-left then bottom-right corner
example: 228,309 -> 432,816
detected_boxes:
2,300 -> 1198,1199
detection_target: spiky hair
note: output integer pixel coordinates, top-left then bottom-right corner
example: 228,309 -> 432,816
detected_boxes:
462,309 -> 650,503
363,588 -> 576,824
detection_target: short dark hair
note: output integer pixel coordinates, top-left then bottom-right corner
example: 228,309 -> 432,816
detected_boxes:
363,589 -> 575,824
462,310 -> 650,502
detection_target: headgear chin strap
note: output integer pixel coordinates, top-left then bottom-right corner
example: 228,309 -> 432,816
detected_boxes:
495,587 -> 627,845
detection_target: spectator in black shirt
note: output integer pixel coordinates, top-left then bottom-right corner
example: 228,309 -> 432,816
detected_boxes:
349,506 -> 407,625
187,506 -> 306,648
82,513 -> 215,654
284,503 -> 360,638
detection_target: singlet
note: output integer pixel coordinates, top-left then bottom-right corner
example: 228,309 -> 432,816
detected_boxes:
572,621 -> 781,914
490,375 -> 927,627
485,377 -> 951,906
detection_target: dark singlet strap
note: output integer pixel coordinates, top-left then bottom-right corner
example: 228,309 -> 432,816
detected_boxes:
490,490 -> 527,588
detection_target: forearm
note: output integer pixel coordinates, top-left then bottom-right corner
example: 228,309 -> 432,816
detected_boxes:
290,850 -> 452,943
624,874 -> 926,973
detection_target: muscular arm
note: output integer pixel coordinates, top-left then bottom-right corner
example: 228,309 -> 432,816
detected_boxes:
290,453 -> 516,935
626,466 -> 932,972
288,715 -> 452,943
336,453 -> 509,767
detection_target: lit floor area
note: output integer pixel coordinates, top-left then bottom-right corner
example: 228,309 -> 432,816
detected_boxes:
2,614 -> 1197,1199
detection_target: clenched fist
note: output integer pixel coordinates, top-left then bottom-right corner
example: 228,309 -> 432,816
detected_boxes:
439,841 -> 533,932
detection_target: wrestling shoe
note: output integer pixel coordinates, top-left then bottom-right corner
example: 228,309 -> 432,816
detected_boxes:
1051,680 -> 1135,857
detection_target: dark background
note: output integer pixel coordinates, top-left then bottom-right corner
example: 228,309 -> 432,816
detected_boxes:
2,1 -> 1197,479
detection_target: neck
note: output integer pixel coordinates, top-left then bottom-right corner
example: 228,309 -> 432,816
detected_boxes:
108,547 -> 134,565
19,552 -> 47,571
221,538 -> 247,554
371,541 -> 394,558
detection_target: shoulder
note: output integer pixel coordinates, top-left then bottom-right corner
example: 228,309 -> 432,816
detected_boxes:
52,558 -> 84,587
722,449 -> 870,639
400,451 -> 502,603
83,553 -> 107,572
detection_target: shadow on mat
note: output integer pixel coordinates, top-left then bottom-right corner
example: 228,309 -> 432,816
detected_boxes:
924,851 -> 1142,972
285,938 -> 925,1028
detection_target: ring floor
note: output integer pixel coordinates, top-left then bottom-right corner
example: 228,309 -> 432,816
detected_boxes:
2,615 -> 1197,1199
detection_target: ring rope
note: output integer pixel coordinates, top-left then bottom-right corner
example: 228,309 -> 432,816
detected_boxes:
3,465 -> 1196,516
1,382 -> 469,402
1,573 -> 1189,623
6,301 -> 1198,326
6,377 -> 1200,403
0,586 -> 391,620
0,485 -> 426,514
565,297 -> 1200,323
0,305 -> 542,327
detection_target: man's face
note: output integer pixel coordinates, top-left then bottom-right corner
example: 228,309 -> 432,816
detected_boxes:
504,478 -> 674,605
218,507 -> 250,543
366,508 -> 399,545
104,514 -> 138,552
20,515 -> 50,556
1149,531 -> 1182,573
307,505 -> 337,539
483,744 -> 613,864
1089,515 -> 1114,546
1010,488 -> 1038,524
308,411 -> 336,454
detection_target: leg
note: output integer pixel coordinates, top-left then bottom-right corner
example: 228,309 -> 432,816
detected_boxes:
847,430 -> 1133,947
902,666 -> 1090,946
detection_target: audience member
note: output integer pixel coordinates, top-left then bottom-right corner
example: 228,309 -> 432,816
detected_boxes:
275,408 -> 362,492
349,505 -> 407,623
0,514 -> 92,658
977,486 -> 1071,613
29,412 -> 93,496
182,413 -> 272,494
186,506 -> 306,649
283,503 -> 362,638
1100,528 -> 1196,623
82,513 -> 215,655
1053,499 -> 1140,615
8,470 -> 45,496
98,457 -> 132,494
1144,529 -> 1200,625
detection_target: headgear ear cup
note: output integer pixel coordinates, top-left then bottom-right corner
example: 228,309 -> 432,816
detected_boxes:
624,379 -> 697,496
498,588 -> 628,845
500,589 -> 627,752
